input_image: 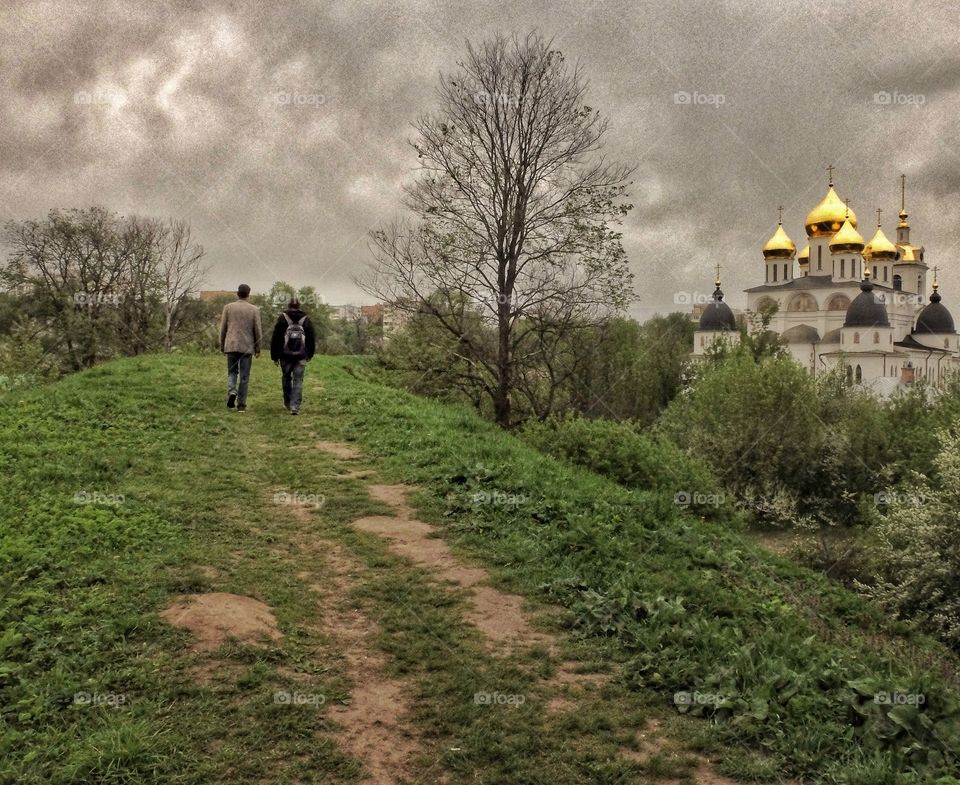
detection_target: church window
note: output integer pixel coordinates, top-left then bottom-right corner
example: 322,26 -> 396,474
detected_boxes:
826,293 -> 850,310
873,265 -> 878,279
817,246 -> 822,270
783,263 -> 788,279
787,292 -> 817,312
874,332 -> 880,344
946,338 -> 950,349
841,259 -> 845,277
883,267 -> 888,282
918,274 -> 923,293
853,332 -> 860,344
893,274 -> 902,291
846,365 -> 853,383
772,265 -> 778,282
855,365 -> 862,383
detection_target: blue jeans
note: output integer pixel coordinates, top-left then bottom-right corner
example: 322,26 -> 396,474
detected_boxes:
281,359 -> 306,411
226,352 -> 253,407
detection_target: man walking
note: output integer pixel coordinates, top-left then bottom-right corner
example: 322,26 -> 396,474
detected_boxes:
269,297 -> 316,415
219,284 -> 263,412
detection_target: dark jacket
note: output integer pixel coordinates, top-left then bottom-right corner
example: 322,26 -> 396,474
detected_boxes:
270,309 -> 316,362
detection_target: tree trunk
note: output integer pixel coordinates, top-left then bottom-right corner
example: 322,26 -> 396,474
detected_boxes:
494,294 -> 511,428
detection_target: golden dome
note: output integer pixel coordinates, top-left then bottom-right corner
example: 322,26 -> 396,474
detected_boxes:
829,217 -> 864,254
762,223 -> 796,259
864,226 -> 898,261
797,243 -> 810,265
896,243 -> 923,262
805,186 -> 858,237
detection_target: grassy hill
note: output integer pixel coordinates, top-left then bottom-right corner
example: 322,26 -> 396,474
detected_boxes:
1,354 -> 958,785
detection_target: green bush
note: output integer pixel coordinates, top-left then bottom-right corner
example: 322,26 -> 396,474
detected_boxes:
520,415 -> 737,525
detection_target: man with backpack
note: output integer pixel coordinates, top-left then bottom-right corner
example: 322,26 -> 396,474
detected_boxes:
269,297 -> 317,415
219,284 -> 263,413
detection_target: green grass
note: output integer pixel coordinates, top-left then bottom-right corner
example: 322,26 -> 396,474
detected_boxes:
1,353 -> 958,784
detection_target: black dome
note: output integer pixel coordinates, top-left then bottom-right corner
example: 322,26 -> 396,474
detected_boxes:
699,286 -> 737,331
844,279 -> 890,328
914,289 -> 955,334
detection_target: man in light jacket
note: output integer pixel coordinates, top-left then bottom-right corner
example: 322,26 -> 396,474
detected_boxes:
219,284 -> 263,412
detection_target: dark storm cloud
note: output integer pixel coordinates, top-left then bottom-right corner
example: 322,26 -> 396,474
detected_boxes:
1,0 -> 958,311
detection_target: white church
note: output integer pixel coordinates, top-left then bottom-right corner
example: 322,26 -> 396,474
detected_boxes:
694,170 -> 959,394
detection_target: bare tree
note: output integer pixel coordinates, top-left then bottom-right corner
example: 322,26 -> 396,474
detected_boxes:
156,219 -> 206,351
362,32 -> 634,427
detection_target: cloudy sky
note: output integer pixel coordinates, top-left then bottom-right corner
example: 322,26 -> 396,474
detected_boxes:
1,0 -> 958,318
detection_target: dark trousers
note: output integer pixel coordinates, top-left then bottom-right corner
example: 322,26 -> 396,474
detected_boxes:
280,359 -> 306,411
226,352 -> 253,407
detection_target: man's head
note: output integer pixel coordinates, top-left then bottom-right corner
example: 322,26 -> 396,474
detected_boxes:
287,297 -> 302,311
237,284 -> 251,299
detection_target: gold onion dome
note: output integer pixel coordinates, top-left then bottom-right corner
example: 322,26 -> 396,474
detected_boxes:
864,225 -> 898,261
805,186 -> 858,237
763,223 -> 796,259
798,243 -> 810,265
829,217 -> 864,254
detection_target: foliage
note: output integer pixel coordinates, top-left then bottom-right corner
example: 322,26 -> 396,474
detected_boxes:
861,423 -> 960,651
520,414 -> 736,524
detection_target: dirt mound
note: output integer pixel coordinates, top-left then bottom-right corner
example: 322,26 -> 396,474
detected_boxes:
161,592 -> 282,653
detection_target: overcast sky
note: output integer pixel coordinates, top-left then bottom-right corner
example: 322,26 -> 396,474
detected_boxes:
1,0 -> 958,318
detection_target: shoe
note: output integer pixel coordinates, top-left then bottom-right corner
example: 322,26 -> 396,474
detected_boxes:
237,405 -> 247,413
227,393 -> 236,409
290,409 -> 299,416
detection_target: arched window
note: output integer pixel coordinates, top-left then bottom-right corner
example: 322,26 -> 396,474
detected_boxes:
773,265 -> 778,282
841,258 -> 846,278
846,365 -> 853,383
783,263 -> 788,280
855,365 -> 862,383
826,293 -> 851,311
893,274 -> 902,291
817,245 -> 822,270
874,332 -> 880,344
853,332 -> 860,344
883,266 -> 888,282
873,265 -> 878,279
946,338 -> 950,349
787,292 -> 818,312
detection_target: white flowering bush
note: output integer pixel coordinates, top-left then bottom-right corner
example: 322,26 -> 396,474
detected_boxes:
862,423 -> 960,651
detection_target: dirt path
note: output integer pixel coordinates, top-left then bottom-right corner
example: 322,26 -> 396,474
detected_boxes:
308,441 -> 764,784
288,499 -> 423,785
